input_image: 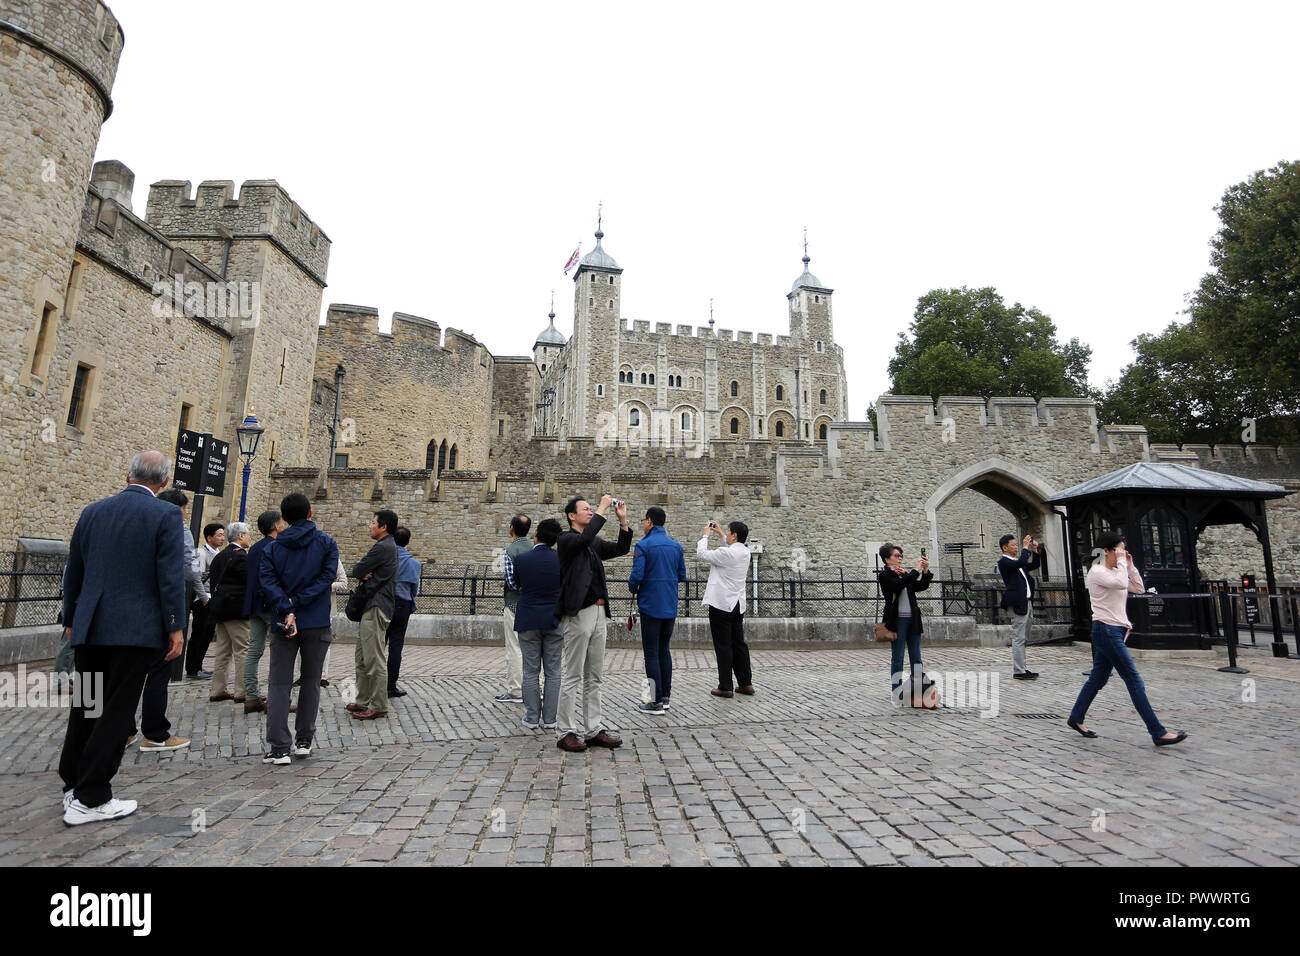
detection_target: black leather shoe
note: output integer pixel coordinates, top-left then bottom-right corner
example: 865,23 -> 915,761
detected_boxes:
1067,719 -> 1099,738
389,688 -> 408,698
1154,731 -> 1187,747
1013,672 -> 1039,680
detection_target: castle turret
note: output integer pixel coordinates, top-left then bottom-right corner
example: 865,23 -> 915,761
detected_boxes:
533,296 -> 565,374
787,232 -> 834,347
569,207 -> 623,435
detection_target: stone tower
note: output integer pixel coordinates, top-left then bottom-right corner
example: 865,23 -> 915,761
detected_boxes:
144,179 -> 331,520
533,298 -> 565,375
0,0 -> 124,538
788,236 -> 834,346
568,212 -> 622,436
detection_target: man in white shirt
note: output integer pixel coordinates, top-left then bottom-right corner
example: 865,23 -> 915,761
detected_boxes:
185,523 -> 225,679
697,519 -> 753,698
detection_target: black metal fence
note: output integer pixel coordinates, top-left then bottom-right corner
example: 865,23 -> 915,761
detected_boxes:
0,551 -> 66,628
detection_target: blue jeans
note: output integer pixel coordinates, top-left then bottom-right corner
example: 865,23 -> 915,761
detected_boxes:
1069,621 -> 1168,740
889,616 -> 923,689
640,614 -> 675,701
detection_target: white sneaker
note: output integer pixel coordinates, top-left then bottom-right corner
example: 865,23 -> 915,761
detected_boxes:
292,741 -> 312,757
63,797 -> 138,826
61,790 -> 74,811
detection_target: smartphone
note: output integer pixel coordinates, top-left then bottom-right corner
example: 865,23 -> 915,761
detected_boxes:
920,547 -> 927,559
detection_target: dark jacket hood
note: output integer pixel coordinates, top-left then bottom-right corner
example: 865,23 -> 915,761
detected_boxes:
275,520 -> 318,550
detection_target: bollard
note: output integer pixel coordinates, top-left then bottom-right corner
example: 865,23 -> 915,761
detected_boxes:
1218,590 -> 1247,674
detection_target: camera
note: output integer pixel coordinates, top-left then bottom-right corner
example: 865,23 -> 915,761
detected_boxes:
611,498 -> 623,508
271,618 -> 296,638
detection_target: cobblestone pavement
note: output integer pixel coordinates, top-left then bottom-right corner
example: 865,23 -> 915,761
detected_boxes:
2,642 -> 1298,866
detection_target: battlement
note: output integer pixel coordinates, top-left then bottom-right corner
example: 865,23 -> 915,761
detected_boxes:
144,179 -> 331,285
76,179 -> 234,336
1150,442 -> 1300,478
611,319 -> 811,351
319,304 -> 491,358
874,393 -> 1122,455
0,0 -> 123,117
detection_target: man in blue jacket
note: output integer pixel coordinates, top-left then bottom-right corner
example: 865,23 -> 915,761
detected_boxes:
628,506 -> 687,715
60,450 -> 186,826
259,492 -> 340,764
505,518 -> 564,730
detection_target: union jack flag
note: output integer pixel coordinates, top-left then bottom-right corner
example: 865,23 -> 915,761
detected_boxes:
563,245 -> 581,275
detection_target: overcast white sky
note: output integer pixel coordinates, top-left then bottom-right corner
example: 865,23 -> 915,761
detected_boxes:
95,0 -> 1299,419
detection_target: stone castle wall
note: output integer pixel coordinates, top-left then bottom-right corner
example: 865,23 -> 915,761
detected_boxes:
310,306 -> 495,477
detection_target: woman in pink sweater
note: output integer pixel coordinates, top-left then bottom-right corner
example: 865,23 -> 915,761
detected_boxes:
1066,531 -> 1186,746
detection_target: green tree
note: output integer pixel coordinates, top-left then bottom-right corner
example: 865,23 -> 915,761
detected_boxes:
887,286 -> 1092,399
1098,160 -> 1300,445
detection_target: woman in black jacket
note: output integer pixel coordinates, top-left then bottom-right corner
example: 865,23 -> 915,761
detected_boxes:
877,543 -> 934,705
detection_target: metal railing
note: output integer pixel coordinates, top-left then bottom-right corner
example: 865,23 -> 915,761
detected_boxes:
0,551 -> 65,628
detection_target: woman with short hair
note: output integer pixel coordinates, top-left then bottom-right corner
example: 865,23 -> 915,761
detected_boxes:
877,543 -> 933,705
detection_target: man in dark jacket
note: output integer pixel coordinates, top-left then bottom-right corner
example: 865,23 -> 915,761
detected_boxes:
206,521 -> 252,702
60,450 -> 185,825
241,509 -> 285,712
505,518 -> 564,730
998,533 -> 1041,680
259,492 -> 340,763
554,494 -> 632,752
628,506 -> 687,714
346,509 -> 399,720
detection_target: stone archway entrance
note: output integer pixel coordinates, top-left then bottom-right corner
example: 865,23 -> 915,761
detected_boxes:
924,457 -> 1064,582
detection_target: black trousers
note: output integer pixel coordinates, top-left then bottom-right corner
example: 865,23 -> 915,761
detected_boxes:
386,597 -> 414,693
708,604 -> 752,692
59,644 -> 154,808
185,598 -> 214,676
131,646 -> 172,743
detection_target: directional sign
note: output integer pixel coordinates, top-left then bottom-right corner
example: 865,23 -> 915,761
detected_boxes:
173,429 -> 229,497
202,439 -> 229,498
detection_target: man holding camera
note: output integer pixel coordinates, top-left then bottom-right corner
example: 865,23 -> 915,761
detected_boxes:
258,492 -> 340,764
998,533 -> 1041,680
554,494 -> 632,752
699,519 -> 753,698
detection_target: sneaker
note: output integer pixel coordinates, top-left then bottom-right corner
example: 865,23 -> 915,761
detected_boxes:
262,751 -> 290,765
188,670 -> 212,681
292,740 -> 312,757
638,700 -> 665,715
660,698 -> 671,711
140,735 -> 190,752
64,797 -> 138,827
541,722 -> 557,730
521,717 -> 539,730
61,790 -> 75,811
125,734 -> 138,748
320,678 -> 330,688
494,692 -> 524,704
1013,671 -> 1039,681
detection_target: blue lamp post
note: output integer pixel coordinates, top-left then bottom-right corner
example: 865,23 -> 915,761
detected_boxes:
235,411 -> 264,522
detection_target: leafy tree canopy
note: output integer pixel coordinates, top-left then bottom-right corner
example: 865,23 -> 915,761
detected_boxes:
887,286 -> 1092,400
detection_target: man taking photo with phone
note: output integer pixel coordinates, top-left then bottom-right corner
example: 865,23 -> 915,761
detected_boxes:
998,532 -> 1041,680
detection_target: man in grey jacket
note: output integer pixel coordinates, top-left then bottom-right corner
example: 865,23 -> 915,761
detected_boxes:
346,509 -> 399,720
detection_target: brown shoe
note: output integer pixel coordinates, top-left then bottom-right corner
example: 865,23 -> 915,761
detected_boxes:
736,685 -> 755,696
243,698 -> 267,714
556,732 -> 587,752
710,688 -> 734,698
209,692 -> 234,702
352,709 -> 387,720
586,730 -> 622,749
345,702 -> 365,712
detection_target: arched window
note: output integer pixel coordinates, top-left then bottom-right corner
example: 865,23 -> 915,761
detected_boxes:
649,373 -> 655,385
541,364 -> 546,372
618,371 -> 624,383
630,408 -> 640,427
757,419 -> 763,434
819,423 -> 828,440
730,381 -> 739,397
820,389 -> 827,404
640,373 -> 647,385
438,440 -> 448,473
681,411 -> 691,430
425,439 -> 438,470
730,417 -> 739,435
448,444 -> 458,469
776,385 -> 784,401
775,421 -> 784,437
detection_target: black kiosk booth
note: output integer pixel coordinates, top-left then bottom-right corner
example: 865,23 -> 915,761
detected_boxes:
1048,463 -> 1289,652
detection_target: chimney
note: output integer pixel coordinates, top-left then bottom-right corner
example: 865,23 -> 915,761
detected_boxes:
91,160 -> 135,212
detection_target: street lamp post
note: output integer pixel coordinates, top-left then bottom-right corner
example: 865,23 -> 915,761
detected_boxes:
235,411 -> 264,522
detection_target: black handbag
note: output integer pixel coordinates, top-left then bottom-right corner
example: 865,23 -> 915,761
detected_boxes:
344,581 -> 371,622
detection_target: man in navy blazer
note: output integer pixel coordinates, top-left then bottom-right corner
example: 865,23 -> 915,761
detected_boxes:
505,517 -> 564,730
59,450 -> 186,826
998,533 -> 1041,680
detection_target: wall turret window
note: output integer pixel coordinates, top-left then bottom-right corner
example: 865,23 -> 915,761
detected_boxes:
776,385 -> 784,401
649,373 -> 655,385
630,408 -> 641,427
730,381 -> 739,397
640,372 -> 647,385
775,421 -> 784,438
820,389 -> 827,404
681,411 -> 692,430
819,423 -> 828,440
448,444 -> 458,470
